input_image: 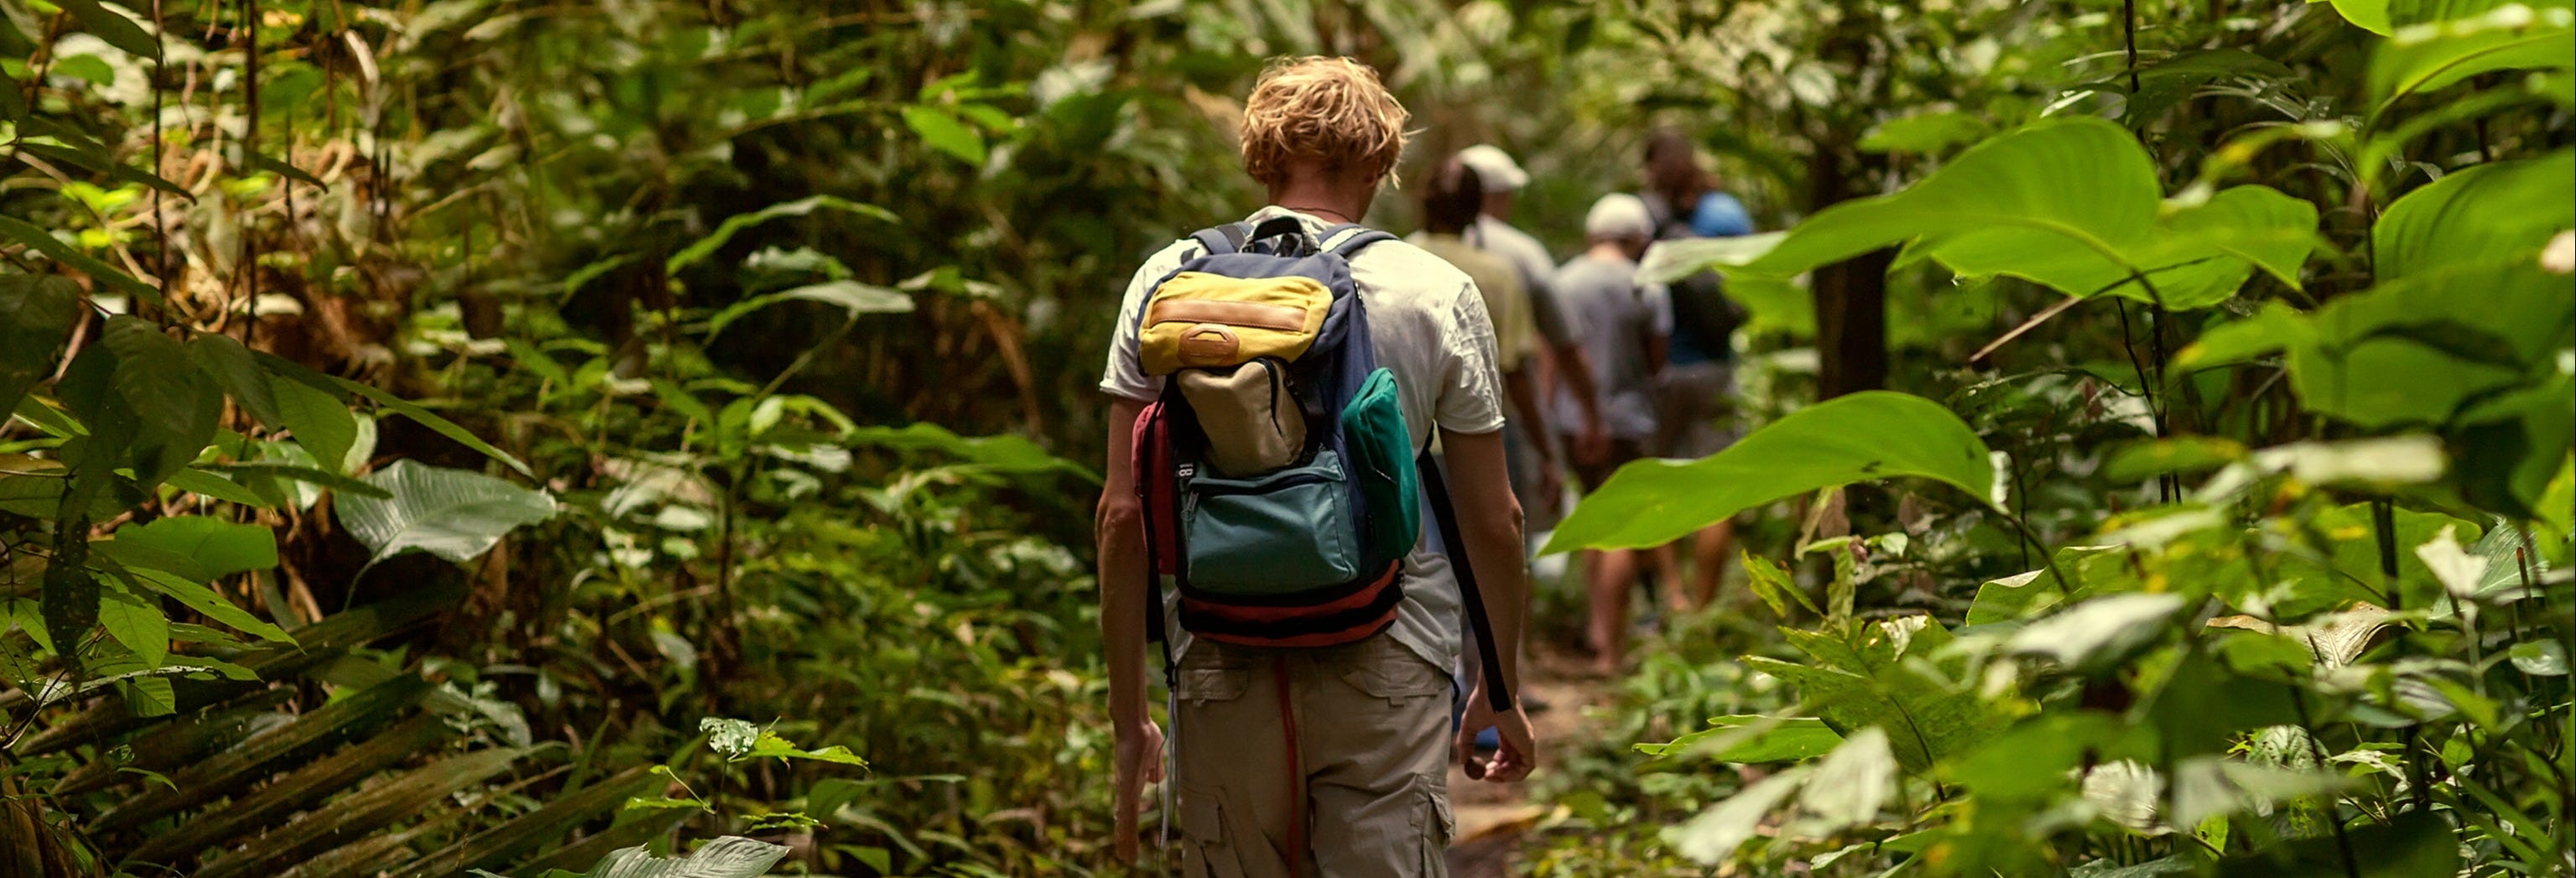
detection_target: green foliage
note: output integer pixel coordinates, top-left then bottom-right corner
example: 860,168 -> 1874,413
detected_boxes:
1547,391 -> 1999,552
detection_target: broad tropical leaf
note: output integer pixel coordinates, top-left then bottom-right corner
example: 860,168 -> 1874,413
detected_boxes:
1545,392 -> 1996,553
55,316 -> 221,498
1640,118 -> 2317,308
2370,4 -> 2576,111
580,836 -> 791,878
96,516 -> 279,582
336,460 -> 557,566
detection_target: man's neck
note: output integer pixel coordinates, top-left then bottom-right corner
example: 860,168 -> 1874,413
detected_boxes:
1585,242 -> 1633,263
1267,167 -> 1376,225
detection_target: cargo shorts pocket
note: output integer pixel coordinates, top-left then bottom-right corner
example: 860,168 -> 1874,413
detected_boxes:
1413,772 -> 1455,876
1338,641 -> 1450,706
1176,648 -> 1251,705
1180,785 -> 1251,878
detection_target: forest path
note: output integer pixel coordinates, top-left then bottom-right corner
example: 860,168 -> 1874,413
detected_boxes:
1443,644 -> 1617,877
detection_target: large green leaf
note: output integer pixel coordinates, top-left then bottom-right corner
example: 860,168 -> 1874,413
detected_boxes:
2326,0 -> 2534,34
579,836 -> 791,878
270,375 -> 358,473
1663,769 -> 1808,866
257,351 -> 529,476
335,460 -> 557,566
902,106 -> 986,166
2370,4 -> 2576,111
1544,392 -> 1996,553
1642,118 -> 2316,309
97,580 -> 169,667
96,516 -> 279,582
2372,149 -> 2573,281
0,274 -> 82,418
185,334 -> 283,429
116,565 -> 294,645
55,0 -> 158,57
1749,618 -> 2014,772
55,316 -> 221,498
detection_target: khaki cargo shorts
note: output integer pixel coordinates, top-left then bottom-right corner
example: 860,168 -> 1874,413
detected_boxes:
1170,633 -> 1455,877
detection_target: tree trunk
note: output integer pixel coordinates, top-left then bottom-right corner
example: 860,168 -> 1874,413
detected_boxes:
1806,147 -> 1891,400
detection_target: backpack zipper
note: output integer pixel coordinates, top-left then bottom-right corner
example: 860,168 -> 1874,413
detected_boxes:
1193,471 -> 1334,496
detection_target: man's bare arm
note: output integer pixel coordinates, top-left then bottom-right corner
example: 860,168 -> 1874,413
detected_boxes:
1097,397 -> 1153,728
1096,397 -> 1163,860
1438,428 -> 1527,693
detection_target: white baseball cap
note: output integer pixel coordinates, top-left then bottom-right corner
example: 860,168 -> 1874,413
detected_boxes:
1455,144 -> 1528,192
1584,193 -> 1653,241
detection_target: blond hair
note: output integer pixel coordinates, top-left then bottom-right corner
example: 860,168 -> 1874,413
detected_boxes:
1237,56 -> 1411,190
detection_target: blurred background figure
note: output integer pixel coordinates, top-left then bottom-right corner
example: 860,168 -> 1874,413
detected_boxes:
1552,193 -> 1670,675
1454,144 -> 1610,530
1413,155 -> 1557,720
1639,128 -> 1751,613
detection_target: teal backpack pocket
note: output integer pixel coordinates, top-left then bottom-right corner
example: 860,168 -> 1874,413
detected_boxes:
1183,449 -> 1364,594
1340,368 -> 1420,563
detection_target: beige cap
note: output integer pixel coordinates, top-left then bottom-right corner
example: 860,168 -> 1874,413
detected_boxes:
1456,144 -> 1528,192
1584,193 -> 1653,240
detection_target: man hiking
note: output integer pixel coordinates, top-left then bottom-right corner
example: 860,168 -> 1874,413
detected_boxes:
1095,56 -> 1537,875
1550,193 -> 1671,675
1450,143 -> 1611,522
1640,127 -> 1749,611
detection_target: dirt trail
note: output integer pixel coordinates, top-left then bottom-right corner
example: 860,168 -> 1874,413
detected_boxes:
1444,647 -> 1617,877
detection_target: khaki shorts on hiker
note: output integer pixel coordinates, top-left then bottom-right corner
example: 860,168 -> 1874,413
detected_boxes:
1171,633 -> 1455,878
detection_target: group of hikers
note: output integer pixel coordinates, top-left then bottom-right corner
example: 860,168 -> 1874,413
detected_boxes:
1094,55 -> 1748,875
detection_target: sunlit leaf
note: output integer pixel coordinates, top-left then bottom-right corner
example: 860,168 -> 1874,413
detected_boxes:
336,460 -> 557,566
903,106 -> 986,165
1663,767 -> 1807,865
580,836 -> 791,878
2371,4 -> 2576,111
1546,392 -> 1996,553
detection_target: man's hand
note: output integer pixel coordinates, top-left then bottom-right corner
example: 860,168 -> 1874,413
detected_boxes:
1535,459 -> 1566,521
1455,687 -> 1538,782
1572,417 -> 1611,467
1113,718 -> 1166,861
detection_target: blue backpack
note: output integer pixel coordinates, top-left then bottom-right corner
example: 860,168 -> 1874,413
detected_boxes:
1129,216 -> 1512,710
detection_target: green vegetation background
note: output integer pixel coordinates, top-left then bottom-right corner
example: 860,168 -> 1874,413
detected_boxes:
0,0 -> 2568,875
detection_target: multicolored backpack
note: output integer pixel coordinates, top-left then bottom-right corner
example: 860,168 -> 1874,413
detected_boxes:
1130,216 -> 1512,710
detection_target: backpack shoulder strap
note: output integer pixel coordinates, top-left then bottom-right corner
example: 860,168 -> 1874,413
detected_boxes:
1189,223 -> 1250,257
1416,449 -> 1516,713
1321,223 -> 1395,260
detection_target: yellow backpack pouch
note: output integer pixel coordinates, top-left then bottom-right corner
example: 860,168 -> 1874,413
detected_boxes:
1137,272 -> 1330,375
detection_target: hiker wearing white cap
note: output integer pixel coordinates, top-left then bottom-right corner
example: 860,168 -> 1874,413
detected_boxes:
1640,128 -> 1750,614
1551,193 -> 1671,675
1446,145 -> 1611,491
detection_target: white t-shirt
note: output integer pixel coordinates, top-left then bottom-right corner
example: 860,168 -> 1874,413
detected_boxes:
1549,252 -> 1672,440
1467,215 -> 1574,347
1100,205 -> 1507,673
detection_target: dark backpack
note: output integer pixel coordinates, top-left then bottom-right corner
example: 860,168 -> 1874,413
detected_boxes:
1130,216 -> 1512,710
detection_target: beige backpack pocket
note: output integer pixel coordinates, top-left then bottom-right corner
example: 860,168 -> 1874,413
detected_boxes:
1177,359 -> 1306,476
